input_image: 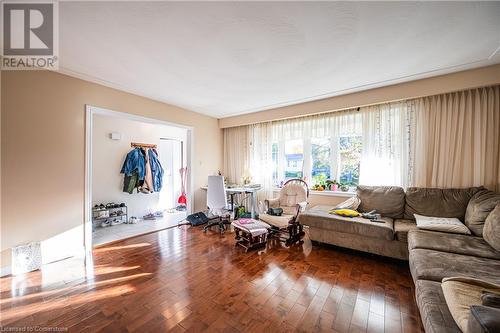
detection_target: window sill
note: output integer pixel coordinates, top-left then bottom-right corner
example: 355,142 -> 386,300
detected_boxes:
272,188 -> 355,197
309,190 -> 355,197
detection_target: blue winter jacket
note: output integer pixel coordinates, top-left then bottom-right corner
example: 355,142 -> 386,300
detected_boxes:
120,148 -> 146,180
148,149 -> 164,192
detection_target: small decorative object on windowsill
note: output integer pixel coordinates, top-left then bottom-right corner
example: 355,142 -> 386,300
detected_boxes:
340,184 -> 350,192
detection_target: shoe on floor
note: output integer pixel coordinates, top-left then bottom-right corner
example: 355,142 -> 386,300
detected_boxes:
111,219 -> 122,226
100,219 -> 111,228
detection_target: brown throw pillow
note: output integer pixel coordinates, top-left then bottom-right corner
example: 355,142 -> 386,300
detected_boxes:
465,189 -> 500,236
483,204 -> 500,252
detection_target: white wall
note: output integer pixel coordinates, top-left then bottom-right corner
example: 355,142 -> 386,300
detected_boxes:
92,114 -> 187,219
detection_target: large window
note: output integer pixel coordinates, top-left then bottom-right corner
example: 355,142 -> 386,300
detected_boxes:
284,140 -> 303,179
339,136 -> 362,186
271,136 -> 362,189
311,138 -> 331,184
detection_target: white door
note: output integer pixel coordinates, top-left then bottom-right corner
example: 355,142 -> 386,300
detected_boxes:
158,139 -> 182,210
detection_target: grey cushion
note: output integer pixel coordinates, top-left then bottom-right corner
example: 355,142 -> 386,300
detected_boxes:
415,279 -> 461,333
357,185 -> 405,219
484,204 -> 500,252
394,219 -> 417,242
409,248 -> 500,284
408,230 -> 500,260
299,205 -> 394,240
465,189 -> 500,236
404,187 -> 482,220
468,305 -> 500,333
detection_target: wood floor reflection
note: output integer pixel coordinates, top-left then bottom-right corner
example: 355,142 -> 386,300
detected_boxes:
0,226 -> 424,332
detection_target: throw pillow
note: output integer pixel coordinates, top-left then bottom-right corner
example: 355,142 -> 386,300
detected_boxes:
483,204 -> 500,252
481,291 -> 500,308
465,189 -> 500,236
414,214 -> 471,234
442,277 -> 500,332
335,196 -> 361,210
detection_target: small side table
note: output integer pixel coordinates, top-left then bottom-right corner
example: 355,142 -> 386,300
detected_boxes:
231,219 -> 271,252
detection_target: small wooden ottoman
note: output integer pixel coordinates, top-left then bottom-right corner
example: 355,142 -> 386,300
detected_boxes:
231,218 -> 271,252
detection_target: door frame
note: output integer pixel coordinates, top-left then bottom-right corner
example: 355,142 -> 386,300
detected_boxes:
84,105 -> 194,265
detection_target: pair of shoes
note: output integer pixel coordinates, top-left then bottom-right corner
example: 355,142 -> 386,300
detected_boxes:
128,217 -> 138,224
111,218 -> 122,226
100,219 -> 111,227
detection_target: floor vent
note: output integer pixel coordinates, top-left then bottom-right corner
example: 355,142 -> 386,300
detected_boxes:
12,242 -> 42,275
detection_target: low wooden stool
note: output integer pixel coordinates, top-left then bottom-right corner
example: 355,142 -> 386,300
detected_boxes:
231,218 -> 271,252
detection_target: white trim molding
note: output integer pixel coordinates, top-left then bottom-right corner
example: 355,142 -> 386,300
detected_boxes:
84,105 -> 194,266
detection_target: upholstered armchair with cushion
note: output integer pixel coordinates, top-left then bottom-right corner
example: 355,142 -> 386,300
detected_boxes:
260,179 -> 309,244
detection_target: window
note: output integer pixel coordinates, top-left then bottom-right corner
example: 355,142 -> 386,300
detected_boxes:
271,143 -> 279,182
269,136 -> 362,188
284,140 -> 303,179
311,138 -> 331,184
338,136 -> 362,186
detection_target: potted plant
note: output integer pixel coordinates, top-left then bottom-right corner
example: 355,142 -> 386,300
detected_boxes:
326,179 -> 339,191
340,183 -> 350,192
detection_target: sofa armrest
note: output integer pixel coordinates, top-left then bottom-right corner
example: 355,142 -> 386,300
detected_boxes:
468,305 -> 500,333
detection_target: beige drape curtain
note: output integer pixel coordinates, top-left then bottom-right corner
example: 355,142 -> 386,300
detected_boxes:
412,86 -> 500,191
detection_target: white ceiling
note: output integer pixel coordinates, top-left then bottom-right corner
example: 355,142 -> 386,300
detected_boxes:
59,2 -> 500,118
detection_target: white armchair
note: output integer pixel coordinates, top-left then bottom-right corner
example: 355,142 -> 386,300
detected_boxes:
260,179 -> 309,244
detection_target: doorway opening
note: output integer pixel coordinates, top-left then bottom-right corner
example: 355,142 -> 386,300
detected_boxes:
84,106 -> 193,260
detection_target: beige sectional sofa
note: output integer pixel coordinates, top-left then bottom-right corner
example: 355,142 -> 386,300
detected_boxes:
299,185 -> 500,333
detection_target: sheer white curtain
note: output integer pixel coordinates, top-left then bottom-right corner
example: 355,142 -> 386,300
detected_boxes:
359,101 -> 414,188
272,109 -> 361,141
412,86 -> 500,191
223,126 -> 249,184
248,122 -> 274,198
223,85 -> 500,192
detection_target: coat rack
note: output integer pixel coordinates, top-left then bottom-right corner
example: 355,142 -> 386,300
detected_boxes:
131,142 -> 157,149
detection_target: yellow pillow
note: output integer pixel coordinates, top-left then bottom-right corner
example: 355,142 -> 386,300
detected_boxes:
329,209 -> 360,217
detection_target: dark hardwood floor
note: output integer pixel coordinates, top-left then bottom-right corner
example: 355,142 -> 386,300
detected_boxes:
0,226 -> 424,333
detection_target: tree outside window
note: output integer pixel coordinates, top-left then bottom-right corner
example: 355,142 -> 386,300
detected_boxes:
339,136 -> 362,186
311,138 -> 331,185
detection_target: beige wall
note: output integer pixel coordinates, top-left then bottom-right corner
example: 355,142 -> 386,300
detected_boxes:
219,64 -> 500,128
1,71 -> 223,270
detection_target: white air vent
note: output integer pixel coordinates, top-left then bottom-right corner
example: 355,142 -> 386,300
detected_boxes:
12,242 -> 42,275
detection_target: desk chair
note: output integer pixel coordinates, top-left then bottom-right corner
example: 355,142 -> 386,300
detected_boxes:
203,176 -> 232,234
259,179 -> 309,244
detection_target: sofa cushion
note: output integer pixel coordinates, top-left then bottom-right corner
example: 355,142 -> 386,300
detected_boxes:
299,205 -> 394,240
441,277 -> 500,332
404,187 -> 481,220
394,219 -> 417,242
415,279 -> 461,333
414,214 -> 471,235
408,230 -> 500,260
357,185 -> 405,219
409,249 -> 500,284
465,189 -> 500,236
484,204 -> 500,252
